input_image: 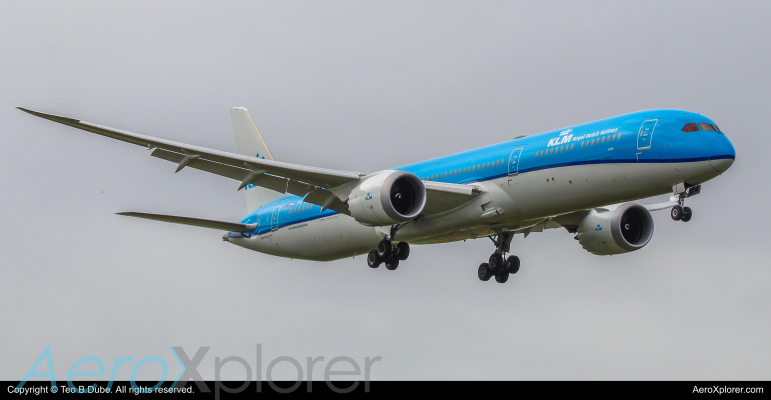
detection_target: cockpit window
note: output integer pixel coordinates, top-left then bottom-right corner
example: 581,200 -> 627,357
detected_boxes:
682,123 -> 699,132
699,123 -> 717,131
714,124 -> 722,132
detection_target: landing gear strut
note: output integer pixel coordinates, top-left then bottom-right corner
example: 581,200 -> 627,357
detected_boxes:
671,183 -> 699,222
366,225 -> 409,271
478,232 -> 520,284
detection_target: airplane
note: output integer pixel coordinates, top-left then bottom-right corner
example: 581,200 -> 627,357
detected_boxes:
17,107 -> 735,283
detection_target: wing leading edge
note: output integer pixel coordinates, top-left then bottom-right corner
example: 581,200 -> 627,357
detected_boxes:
17,107 -> 358,214
19,107 -> 484,218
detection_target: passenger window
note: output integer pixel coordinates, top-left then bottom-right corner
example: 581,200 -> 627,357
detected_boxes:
698,123 -> 717,131
682,123 -> 699,132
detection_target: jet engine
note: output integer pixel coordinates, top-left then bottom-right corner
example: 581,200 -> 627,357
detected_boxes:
575,203 -> 654,255
347,170 -> 427,226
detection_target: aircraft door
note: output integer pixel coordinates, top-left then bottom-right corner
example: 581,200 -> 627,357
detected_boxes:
508,147 -> 523,176
637,119 -> 657,150
271,205 -> 280,231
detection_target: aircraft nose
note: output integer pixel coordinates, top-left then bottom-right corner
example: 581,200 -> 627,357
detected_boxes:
708,134 -> 735,173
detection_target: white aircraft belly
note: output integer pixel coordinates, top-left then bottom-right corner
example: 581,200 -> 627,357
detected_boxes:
233,160 -> 719,261
232,214 -> 381,262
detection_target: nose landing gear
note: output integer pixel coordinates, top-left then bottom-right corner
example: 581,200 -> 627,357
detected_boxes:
671,183 -> 699,222
670,205 -> 692,222
478,232 -> 519,284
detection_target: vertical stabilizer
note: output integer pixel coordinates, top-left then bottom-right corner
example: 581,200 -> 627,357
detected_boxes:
230,107 -> 286,213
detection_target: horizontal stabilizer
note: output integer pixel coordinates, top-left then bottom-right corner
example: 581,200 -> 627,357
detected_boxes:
117,212 -> 257,232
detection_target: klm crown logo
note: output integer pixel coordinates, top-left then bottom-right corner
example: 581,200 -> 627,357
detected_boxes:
594,224 -> 602,231
365,193 -> 373,200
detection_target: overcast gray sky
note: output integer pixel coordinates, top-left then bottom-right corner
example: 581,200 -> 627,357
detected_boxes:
1,1 -> 769,381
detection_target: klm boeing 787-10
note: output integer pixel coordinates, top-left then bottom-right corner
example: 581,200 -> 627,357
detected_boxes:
18,107 -> 735,283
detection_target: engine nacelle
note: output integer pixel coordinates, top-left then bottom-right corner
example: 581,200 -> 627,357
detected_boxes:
575,203 -> 654,255
347,170 -> 427,226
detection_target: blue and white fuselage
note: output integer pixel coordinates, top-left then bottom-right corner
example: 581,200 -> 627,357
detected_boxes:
228,109 -> 735,261
18,106 -> 735,277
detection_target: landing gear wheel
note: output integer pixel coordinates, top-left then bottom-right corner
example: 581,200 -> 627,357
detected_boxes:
488,253 -> 504,272
506,256 -> 520,274
681,207 -> 692,222
478,263 -> 492,281
495,271 -> 509,283
671,205 -> 683,221
377,239 -> 392,259
385,258 -> 399,270
396,242 -> 410,260
367,250 -> 381,268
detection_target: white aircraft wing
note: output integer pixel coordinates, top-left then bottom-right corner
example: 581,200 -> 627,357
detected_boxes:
19,107 -> 478,218
643,198 -> 679,211
422,180 -> 482,214
18,107 -> 361,214
514,199 -> 681,236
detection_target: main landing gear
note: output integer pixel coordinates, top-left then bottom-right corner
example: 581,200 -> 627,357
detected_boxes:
478,232 -> 520,284
671,183 -> 700,223
367,225 -> 409,270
